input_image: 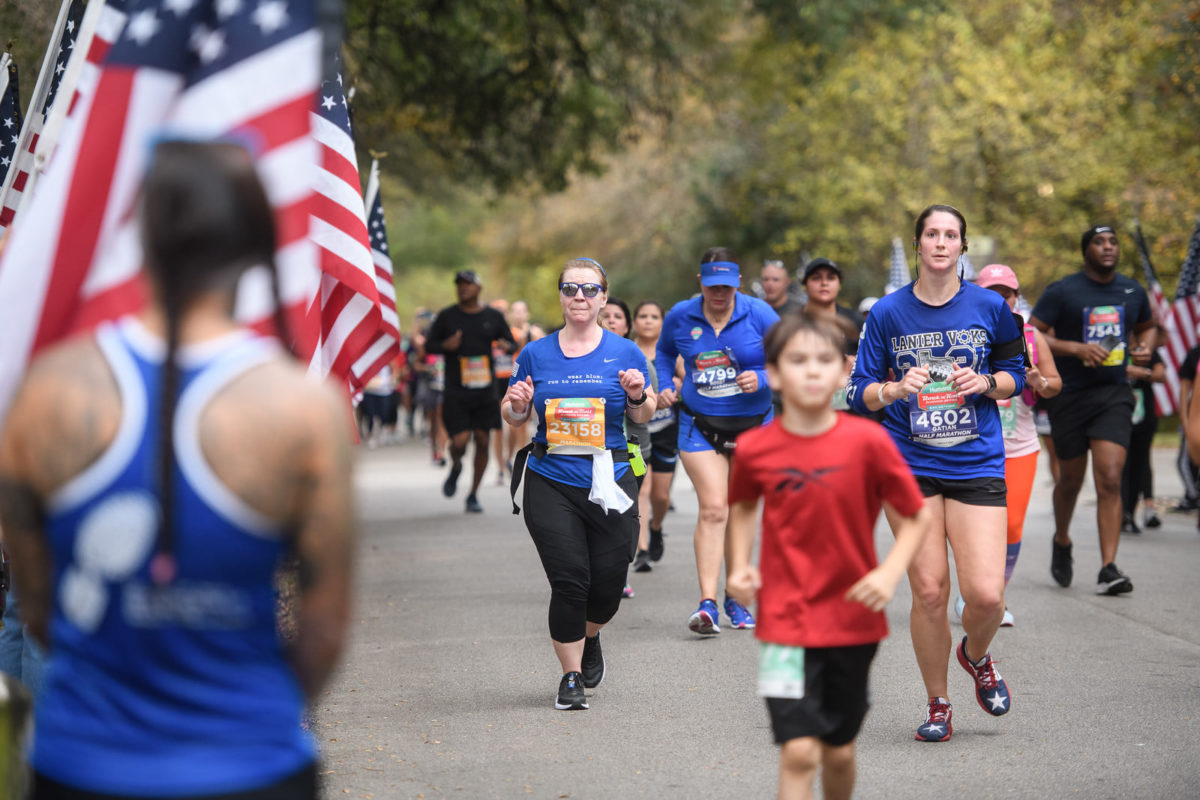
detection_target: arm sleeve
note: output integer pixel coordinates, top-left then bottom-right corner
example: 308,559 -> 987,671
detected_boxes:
991,304 -> 1027,396
847,311 -> 889,414
655,307 -> 680,384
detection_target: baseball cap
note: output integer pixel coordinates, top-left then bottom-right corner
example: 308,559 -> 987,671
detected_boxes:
454,269 -> 482,286
1081,225 -> 1116,254
801,257 -> 842,282
976,264 -> 1020,291
700,260 -> 741,287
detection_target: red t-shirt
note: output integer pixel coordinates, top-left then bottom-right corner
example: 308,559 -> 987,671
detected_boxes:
728,415 -> 924,648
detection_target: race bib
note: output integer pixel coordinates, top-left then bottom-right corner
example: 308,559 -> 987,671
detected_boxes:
996,397 -> 1018,439
646,405 -> 676,434
758,642 -> 805,699
908,357 -> 978,445
492,342 -> 514,379
1083,305 -> 1126,367
691,349 -> 742,398
1132,387 -> 1145,425
545,398 -> 607,454
460,355 -> 492,389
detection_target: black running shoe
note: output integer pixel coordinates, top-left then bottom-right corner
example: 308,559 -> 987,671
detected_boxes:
442,462 -> 462,497
1051,540 -> 1073,587
1121,514 -> 1141,535
555,672 -> 588,710
648,527 -> 664,562
581,634 -> 605,689
633,549 -> 652,573
1096,562 -> 1133,595
1144,510 -> 1162,529
464,494 -> 483,513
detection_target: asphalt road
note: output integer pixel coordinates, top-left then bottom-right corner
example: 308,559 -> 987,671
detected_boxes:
314,438 -> 1200,799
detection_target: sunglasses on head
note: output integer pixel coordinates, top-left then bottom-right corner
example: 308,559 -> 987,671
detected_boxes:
560,282 -> 604,298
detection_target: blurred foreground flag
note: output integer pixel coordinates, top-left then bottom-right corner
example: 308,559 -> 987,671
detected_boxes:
0,0 -> 352,421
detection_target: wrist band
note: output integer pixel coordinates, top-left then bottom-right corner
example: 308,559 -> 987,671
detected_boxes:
627,391 -> 648,407
876,382 -> 890,406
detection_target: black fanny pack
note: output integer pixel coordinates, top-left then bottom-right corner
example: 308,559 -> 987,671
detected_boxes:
680,402 -> 768,454
510,441 -> 631,514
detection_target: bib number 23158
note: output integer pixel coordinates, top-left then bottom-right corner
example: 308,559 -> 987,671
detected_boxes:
545,398 -> 607,453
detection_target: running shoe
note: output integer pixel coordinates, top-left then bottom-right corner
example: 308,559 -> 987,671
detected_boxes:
432,455 -> 446,467
1000,607 -> 1015,627
622,583 -> 635,599
956,636 -> 1010,716
915,697 -> 953,742
724,597 -> 756,630
442,462 -> 462,497
648,527 -> 665,562
1121,513 -> 1141,534
555,672 -> 588,710
1144,510 -> 1162,529
581,633 -> 605,689
464,494 -> 483,513
1050,540 -> 1073,587
687,599 -> 720,635
1096,562 -> 1133,595
633,550 -> 652,573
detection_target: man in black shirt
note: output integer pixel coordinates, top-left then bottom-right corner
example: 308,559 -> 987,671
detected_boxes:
1030,225 -> 1157,595
426,271 -> 516,513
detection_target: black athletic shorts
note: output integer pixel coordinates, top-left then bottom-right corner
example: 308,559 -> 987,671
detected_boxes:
1046,384 -> 1135,460
33,763 -> 317,800
764,642 -> 878,747
915,475 -> 1007,507
441,390 -> 502,436
649,422 -> 679,473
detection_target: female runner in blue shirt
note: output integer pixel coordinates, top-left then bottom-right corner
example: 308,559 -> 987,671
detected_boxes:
655,248 -> 779,635
503,258 -> 655,711
849,205 -> 1026,742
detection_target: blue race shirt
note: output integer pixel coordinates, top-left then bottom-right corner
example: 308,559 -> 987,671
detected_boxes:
512,329 -> 649,488
35,320 -> 313,797
655,294 -> 778,417
848,281 -> 1026,479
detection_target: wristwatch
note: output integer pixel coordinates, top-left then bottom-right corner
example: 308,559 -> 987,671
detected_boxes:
984,374 -> 998,395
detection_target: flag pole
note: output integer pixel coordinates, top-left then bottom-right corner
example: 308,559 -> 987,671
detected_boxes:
0,0 -> 75,213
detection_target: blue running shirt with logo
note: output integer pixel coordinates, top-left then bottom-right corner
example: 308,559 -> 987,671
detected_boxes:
654,295 -> 779,417
512,329 -> 649,488
848,282 -> 1026,479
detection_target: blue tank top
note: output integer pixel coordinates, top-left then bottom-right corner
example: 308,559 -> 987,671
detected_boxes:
33,319 -> 314,797
512,329 -> 648,488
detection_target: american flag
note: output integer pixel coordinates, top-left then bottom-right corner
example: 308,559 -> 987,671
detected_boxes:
0,0 -> 329,421
360,158 -> 401,377
0,53 -> 22,188
307,61 -> 393,392
0,0 -> 84,235
885,236 -> 911,294
1135,219 -> 1200,416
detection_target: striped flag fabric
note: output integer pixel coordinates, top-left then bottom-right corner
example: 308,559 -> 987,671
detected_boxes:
1135,219 -> 1200,416
307,61 -> 391,393
359,158 -> 401,380
0,52 -> 22,189
0,0 -> 84,235
0,0 -> 325,421
958,252 -> 977,282
885,236 -> 911,294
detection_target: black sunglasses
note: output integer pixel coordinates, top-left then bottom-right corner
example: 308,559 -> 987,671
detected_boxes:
560,282 -> 604,298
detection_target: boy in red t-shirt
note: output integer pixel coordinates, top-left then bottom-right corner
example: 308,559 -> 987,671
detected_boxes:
727,314 -> 929,800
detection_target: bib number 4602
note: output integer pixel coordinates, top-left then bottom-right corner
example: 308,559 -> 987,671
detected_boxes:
914,408 -> 973,429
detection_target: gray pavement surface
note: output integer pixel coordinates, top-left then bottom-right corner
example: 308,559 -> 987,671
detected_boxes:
315,439 -> 1200,799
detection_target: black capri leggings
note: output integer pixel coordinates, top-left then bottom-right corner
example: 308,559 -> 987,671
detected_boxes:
523,468 -> 639,642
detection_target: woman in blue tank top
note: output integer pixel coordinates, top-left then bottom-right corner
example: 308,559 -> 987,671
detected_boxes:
0,140 -> 355,799
503,258 -> 655,711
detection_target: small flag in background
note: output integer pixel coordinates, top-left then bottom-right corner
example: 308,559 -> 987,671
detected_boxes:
0,52 -> 22,188
1135,218 -> 1200,416
0,0 -> 84,235
885,237 -> 911,294
360,158 -> 401,379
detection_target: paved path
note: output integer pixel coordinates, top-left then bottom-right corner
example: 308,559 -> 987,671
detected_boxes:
314,440 -> 1200,799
